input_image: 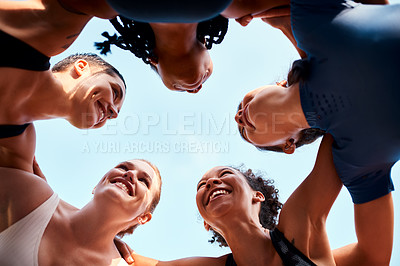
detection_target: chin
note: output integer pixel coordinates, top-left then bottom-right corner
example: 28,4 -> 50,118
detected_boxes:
68,118 -> 97,130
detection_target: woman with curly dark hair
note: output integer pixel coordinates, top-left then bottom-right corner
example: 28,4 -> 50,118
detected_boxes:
127,136 -> 393,265
95,15 -> 228,93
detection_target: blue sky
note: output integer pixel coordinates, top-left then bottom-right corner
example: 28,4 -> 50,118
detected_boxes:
35,8 -> 399,265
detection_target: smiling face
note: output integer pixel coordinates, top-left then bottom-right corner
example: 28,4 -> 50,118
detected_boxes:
94,159 -> 161,219
69,71 -> 126,129
155,42 -> 213,93
235,85 -> 301,149
196,166 -> 257,228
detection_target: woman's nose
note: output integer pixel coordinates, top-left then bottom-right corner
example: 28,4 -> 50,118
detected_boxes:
235,109 -> 244,126
205,178 -> 221,189
108,105 -> 118,119
123,171 -> 136,183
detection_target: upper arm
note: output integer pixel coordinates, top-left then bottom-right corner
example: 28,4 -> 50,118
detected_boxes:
133,253 -> 228,266
0,123 -> 36,173
283,135 -> 342,221
277,135 -> 342,263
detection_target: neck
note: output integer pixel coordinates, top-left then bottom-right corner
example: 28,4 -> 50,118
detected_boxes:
288,83 -> 309,128
0,71 -> 71,124
150,23 -> 199,55
218,218 -> 274,265
277,83 -> 309,130
69,200 -> 131,251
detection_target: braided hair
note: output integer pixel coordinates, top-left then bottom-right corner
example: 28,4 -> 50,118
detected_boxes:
95,15 -> 228,65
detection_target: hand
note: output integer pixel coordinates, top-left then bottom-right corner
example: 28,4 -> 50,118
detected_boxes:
33,156 -> 47,182
256,6 -> 291,31
235,5 -> 291,27
114,237 -> 135,265
235,14 -> 254,27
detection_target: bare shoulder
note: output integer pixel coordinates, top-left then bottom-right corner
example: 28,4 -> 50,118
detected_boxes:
0,166 -> 54,232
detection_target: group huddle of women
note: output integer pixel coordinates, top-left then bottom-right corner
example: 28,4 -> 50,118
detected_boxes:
0,0 -> 398,265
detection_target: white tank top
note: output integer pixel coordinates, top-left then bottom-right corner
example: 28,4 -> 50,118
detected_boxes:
0,193 -> 59,266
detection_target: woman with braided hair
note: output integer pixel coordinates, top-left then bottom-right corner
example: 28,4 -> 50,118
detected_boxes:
96,15 -> 228,93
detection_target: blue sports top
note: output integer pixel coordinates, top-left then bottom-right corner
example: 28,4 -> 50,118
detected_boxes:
106,0 -> 232,23
291,0 -> 400,203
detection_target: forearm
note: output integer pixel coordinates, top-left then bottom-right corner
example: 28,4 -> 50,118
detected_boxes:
333,194 -> 393,266
132,253 -> 228,266
262,16 -> 306,58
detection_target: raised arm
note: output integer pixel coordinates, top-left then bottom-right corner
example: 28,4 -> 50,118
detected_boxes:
333,193 -> 393,265
276,135 -> 342,264
280,134 -> 393,265
280,135 -> 342,227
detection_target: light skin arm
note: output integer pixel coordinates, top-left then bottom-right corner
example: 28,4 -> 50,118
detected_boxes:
131,253 -> 228,266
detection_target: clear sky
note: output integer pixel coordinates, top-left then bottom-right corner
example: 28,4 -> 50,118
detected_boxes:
35,7 -> 399,265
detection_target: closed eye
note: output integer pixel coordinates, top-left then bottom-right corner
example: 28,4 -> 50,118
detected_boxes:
112,87 -> 119,101
238,125 -> 250,143
116,164 -> 129,171
139,177 -> 150,187
220,170 -> 232,177
197,181 -> 206,191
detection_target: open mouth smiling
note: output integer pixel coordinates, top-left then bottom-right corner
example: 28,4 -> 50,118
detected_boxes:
110,177 -> 134,196
242,104 -> 256,130
206,188 -> 231,206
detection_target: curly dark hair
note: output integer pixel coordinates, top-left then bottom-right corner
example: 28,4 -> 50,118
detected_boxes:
95,15 -> 228,66
208,166 -> 282,247
237,59 -> 325,152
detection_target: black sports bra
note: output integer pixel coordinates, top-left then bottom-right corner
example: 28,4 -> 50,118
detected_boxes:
0,30 -> 50,71
0,124 -> 31,139
225,228 -> 316,266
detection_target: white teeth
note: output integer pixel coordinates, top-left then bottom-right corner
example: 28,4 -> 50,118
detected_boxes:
209,189 -> 229,201
100,109 -> 105,121
115,182 -> 130,195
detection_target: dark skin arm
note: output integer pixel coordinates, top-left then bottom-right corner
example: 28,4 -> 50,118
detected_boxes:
278,135 -> 393,265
